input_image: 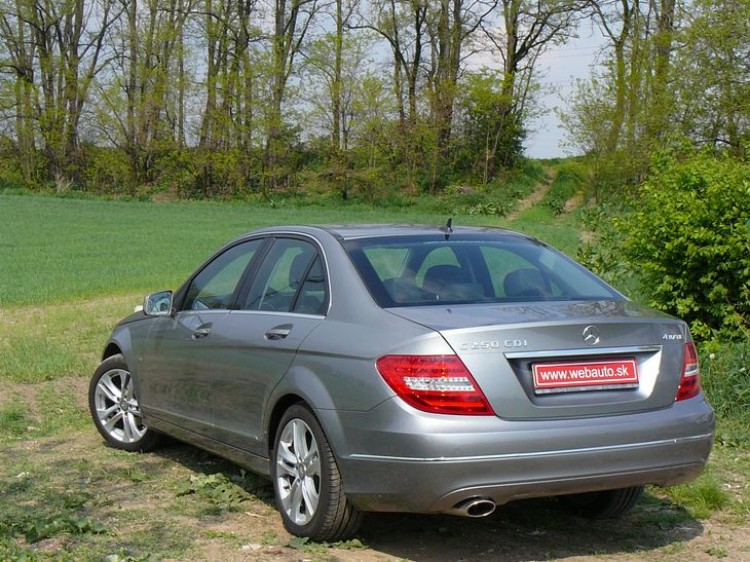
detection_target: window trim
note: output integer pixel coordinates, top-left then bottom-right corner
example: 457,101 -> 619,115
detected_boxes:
174,237 -> 271,312
234,235 -> 331,317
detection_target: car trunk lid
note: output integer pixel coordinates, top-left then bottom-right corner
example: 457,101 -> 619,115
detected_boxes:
386,300 -> 688,419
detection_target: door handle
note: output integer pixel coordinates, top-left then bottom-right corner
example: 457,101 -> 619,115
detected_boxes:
265,325 -> 292,340
192,325 -> 212,340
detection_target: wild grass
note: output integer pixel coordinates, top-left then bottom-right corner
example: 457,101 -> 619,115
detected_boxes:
0,427 -> 743,562
701,342 -> 750,423
0,294 -> 140,383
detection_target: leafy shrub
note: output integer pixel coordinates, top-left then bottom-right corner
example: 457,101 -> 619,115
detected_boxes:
79,144 -> 132,194
619,150 -> 750,339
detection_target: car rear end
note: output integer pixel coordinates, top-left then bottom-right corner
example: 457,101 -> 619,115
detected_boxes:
326,227 -> 714,515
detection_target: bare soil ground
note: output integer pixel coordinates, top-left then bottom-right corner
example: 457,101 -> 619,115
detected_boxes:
2,379 -> 748,562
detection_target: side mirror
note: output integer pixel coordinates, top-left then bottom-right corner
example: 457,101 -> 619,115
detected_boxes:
143,290 -> 173,316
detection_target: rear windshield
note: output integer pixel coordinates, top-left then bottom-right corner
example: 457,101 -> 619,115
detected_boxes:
342,234 -> 622,307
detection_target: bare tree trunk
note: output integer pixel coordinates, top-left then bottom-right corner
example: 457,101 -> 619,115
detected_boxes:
332,0 -> 343,151
647,0 -> 675,140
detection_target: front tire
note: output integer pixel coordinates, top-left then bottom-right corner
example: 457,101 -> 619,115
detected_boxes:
272,404 -> 362,541
559,485 -> 645,519
89,354 -> 161,452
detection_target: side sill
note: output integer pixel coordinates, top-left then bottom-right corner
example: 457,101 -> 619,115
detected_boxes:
145,415 -> 271,478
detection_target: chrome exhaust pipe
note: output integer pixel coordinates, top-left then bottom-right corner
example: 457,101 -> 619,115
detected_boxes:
452,497 -> 496,518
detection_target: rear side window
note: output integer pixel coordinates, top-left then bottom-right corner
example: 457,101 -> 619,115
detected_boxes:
344,235 -> 621,307
242,238 -> 327,314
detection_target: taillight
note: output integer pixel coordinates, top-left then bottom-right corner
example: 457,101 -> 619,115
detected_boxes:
676,342 -> 701,401
375,355 -> 493,415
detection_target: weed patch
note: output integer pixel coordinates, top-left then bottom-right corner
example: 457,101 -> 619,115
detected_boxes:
176,473 -> 254,513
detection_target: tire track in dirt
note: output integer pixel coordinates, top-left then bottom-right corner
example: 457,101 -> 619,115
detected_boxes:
506,167 -> 555,221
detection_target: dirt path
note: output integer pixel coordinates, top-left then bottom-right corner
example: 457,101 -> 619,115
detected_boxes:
506,168 -> 555,221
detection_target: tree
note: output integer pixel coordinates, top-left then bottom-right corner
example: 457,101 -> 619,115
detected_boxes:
481,0 -> 584,174
457,69 -> 524,181
673,0 -> 750,156
425,0 -> 496,153
587,0 -> 640,154
94,0 -> 195,186
264,0 -> 319,189
621,150 -> 750,339
304,28 -> 374,152
0,0 -> 119,185
355,0 -> 428,130
0,0 -> 38,182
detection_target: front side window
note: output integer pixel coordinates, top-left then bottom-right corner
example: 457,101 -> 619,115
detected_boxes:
343,234 -> 621,307
183,240 -> 262,311
242,238 -> 327,314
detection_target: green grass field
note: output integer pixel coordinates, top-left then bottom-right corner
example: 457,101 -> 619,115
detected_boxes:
0,193 -> 583,307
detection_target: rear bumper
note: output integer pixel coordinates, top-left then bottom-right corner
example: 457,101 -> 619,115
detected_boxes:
317,396 -> 714,513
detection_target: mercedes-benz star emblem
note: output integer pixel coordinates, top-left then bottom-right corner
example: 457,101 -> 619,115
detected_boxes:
582,325 -> 600,346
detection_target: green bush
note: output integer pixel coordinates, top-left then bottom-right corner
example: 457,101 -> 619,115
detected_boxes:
620,150 -> 750,339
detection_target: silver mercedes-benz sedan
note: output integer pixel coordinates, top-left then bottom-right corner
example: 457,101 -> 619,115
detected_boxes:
89,224 -> 714,540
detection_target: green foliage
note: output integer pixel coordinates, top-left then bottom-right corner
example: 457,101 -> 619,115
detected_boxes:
700,341 -> 750,443
619,150 -> 750,339
0,137 -> 30,191
673,0 -> 750,158
455,71 -> 526,181
21,514 -> 106,543
664,469 -> 729,519
79,145 -> 134,196
576,203 -> 640,297
0,482 -> 105,545
176,473 -> 253,512
286,535 -> 368,554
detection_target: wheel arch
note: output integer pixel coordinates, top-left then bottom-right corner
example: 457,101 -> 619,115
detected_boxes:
266,361 -> 342,446
267,394 -> 306,453
100,326 -> 136,372
102,341 -> 123,360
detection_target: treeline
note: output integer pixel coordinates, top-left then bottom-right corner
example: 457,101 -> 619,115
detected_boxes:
0,0 -> 572,197
562,0 -> 750,193
0,0 -> 747,199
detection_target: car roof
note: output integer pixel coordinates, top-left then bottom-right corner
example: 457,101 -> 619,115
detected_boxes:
249,224 -> 536,242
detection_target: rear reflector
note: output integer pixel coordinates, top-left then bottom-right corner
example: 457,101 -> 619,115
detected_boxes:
676,342 -> 701,401
376,355 -> 493,415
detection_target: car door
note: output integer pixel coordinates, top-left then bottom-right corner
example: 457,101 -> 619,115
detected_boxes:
138,239 -> 265,437
209,237 -> 328,454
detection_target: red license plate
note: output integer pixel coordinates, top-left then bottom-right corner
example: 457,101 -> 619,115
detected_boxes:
533,358 -> 639,393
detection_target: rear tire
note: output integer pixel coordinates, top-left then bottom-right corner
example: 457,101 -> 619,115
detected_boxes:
89,354 -> 161,452
559,485 -> 644,519
272,404 -> 362,541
